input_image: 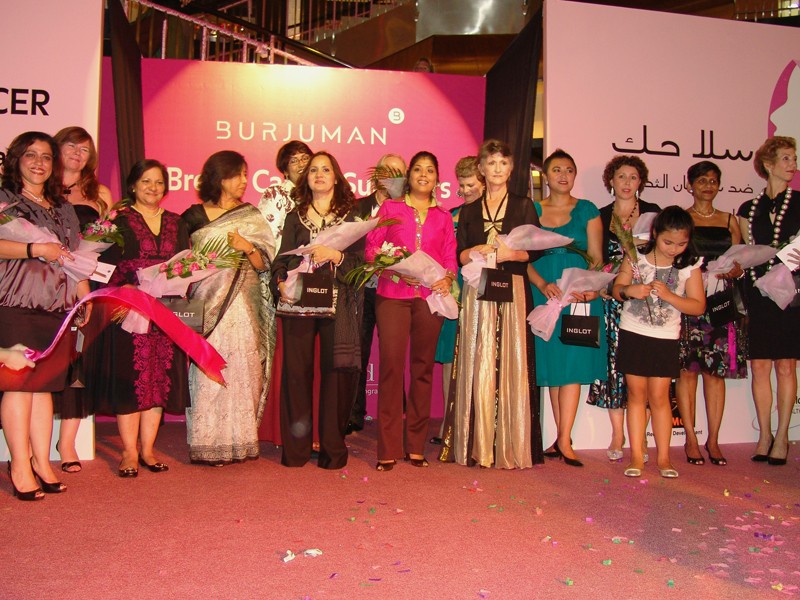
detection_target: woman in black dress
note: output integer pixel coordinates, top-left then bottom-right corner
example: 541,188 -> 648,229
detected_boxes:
90,160 -> 190,477
52,126 -> 114,474
676,161 -> 746,467
737,136 -> 799,466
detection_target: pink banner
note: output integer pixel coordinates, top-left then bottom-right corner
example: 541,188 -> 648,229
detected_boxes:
99,59 -> 485,214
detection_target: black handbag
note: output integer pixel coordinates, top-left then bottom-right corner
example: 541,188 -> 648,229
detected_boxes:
277,264 -> 338,318
477,268 -> 514,303
559,303 -> 600,348
158,297 -> 205,333
706,280 -> 746,326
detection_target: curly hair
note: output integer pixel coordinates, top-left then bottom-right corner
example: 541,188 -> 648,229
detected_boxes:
601,155 -> 649,194
124,159 -> 169,203
54,126 -> 101,204
1,131 -> 63,203
753,136 -> 796,180
455,156 -> 483,182
276,140 -> 312,176
197,150 -> 247,204
291,151 -> 355,219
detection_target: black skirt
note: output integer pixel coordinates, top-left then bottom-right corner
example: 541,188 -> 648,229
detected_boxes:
0,306 -> 71,393
745,282 -> 800,359
617,329 -> 680,379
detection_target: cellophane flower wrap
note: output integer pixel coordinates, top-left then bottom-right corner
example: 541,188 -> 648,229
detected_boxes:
343,240 -> 411,291
280,218 -> 383,302
527,267 -> 616,341
754,262 -> 796,309
461,224 -> 573,288
388,250 -> 459,319
120,236 -> 241,333
0,201 -> 99,282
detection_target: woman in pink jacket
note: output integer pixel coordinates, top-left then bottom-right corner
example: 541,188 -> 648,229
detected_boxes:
366,151 -> 458,471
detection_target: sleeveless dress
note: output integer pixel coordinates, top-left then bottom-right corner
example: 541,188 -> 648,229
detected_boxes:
530,199 -> 607,386
434,205 -> 462,364
53,203 -> 101,419
737,189 -> 800,359
679,222 -> 747,378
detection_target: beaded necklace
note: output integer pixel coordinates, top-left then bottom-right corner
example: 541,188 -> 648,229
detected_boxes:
650,250 -> 675,320
746,187 -> 792,283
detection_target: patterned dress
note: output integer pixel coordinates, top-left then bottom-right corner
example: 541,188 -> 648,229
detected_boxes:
587,200 -> 660,409
90,208 -> 190,415
679,223 -> 747,378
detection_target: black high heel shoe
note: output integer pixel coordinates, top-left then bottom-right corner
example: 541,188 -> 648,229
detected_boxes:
404,454 -> 429,468
543,445 -> 562,459
7,462 -> 44,501
138,457 -> 169,473
768,443 -> 789,466
684,443 -> 704,465
751,437 -> 774,462
556,442 -> 583,467
30,458 -> 66,493
704,442 -> 727,466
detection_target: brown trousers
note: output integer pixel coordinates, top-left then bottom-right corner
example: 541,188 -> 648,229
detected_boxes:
375,296 -> 443,460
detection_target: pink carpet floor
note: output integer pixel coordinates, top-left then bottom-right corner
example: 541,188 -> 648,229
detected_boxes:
1,420 -> 798,599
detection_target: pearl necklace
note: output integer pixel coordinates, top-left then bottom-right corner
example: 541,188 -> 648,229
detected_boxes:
746,187 -> 792,283
21,188 -> 46,204
690,205 -> 716,218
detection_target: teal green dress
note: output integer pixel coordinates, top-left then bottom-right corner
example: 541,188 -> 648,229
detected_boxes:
530,199 -> 607,386
434,205 -> 462,363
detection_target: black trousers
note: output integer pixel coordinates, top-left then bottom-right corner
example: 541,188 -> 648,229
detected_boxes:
279,316 -> 357,469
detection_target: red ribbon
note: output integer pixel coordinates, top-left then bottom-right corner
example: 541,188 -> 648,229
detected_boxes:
26,287 -> 227,385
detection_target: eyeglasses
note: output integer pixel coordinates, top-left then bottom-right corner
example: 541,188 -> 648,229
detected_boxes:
289,155 -> 310,166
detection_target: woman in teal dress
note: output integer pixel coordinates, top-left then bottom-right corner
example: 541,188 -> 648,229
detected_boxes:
432,157 -> 484,444
528,149 -> 606,467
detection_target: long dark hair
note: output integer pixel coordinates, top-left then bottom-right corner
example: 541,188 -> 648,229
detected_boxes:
2,131 -> 63,203
54,126 -> 101,204
124,159 -> 169,203
291,151 -> 354,219
197,150 -> 247,204
640,205 -> 698,269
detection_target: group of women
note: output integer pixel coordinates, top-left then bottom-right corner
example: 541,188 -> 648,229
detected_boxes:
0,129 -> 796,500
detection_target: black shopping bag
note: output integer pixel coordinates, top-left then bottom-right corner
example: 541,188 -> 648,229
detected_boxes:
559,303 -> 600,348
477,268 -> 513,303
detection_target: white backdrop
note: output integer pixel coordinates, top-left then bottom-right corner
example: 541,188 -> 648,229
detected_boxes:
0,0 -> 105,460
543,0 -> 800,448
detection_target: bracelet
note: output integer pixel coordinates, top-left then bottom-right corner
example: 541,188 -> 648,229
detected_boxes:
334,251 -> 345,268
26,243 -> 33,259
246,246 -> 257,255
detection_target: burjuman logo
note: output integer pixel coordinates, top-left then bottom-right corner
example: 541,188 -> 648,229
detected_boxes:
216,121 -> 389,146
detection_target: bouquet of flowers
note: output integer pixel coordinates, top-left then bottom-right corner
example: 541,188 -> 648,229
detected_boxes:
366,164 -> 406,200
0,201 -> 101,282
461,224 -> 573,288
280,218 -> 386,302
389,250 -> 459,319
81,208 -> 124,248
611,211 -> 653,321
344,240 -> 411,290
527,267 -> 616,341
119,236 -> 242,333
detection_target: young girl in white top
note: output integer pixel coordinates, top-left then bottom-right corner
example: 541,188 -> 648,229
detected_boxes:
612,206 -> 705,479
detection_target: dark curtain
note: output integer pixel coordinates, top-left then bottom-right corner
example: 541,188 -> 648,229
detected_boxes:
109,0 -> 145,191
483,9 -> 542,197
